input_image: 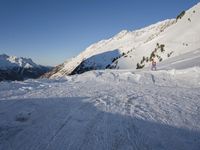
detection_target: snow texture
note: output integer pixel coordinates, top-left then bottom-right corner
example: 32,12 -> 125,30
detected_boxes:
0,2 -> 200,150
0,66 -> 200,150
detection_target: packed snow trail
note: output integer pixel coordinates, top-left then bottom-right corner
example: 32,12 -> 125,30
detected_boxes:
0,68 -> 200,150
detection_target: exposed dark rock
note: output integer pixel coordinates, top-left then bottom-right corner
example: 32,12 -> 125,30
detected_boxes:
41,64 -> 64,78
0,66 -> 52,81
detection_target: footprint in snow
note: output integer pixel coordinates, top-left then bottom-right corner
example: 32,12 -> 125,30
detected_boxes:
15,112 -> 31,122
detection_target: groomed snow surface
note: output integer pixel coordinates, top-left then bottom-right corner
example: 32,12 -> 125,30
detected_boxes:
0,66 -> 200,150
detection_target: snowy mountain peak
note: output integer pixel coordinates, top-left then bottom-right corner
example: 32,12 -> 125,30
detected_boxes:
45,2 -> 200,78
0,54 -> 39,69
114,30 -> 130,39
0,54 -> 52,81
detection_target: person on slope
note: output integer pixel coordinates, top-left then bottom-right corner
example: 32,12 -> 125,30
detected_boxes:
151,59 -> 157,71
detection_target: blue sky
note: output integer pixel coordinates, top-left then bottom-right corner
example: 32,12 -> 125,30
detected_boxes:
0,0 -> 199,66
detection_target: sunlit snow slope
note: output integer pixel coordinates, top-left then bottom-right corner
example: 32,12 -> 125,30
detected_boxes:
46,3 -> 200,78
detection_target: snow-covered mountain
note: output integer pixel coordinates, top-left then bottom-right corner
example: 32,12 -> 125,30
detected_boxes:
0,54 -> 40,69
44,2 -> 200,78
0,54 -> 52,81
115,3 -> 200,70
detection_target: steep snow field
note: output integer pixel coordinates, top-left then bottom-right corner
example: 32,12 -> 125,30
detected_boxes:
117,3 -> 200,69
50,18 -> 176,77
0,65 -> 200,150
141,48 -> 200,70
46,2 -> 200,78
158,48 -> 200,70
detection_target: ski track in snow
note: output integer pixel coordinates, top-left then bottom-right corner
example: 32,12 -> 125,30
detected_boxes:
0,68 -> 200,150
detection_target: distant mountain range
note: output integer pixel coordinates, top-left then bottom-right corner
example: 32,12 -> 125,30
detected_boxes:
0,54 -> 52,81
43,2 -> 200,78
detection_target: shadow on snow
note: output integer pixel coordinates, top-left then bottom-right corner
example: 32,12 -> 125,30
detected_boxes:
71,49 -> 121,75
0,97 -> 199,150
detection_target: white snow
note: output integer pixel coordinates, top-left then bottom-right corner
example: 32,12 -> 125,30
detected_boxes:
117,2 -> 200,69
48,2 -> 200,78
0,66 -> 200,150
0,54 -> 39,69
50,19 -> 176,77
141,48 -> 200,71
1,2 -> 200,150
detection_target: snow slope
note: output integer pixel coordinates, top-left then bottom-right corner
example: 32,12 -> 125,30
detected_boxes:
47,19 -> 176,77
139,48 -> 200,71
157,48 -> 200,70
116,3 -> 200,69
46,2 -> 200,78
1,3 -> 200,150
0,67 -> 200,150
